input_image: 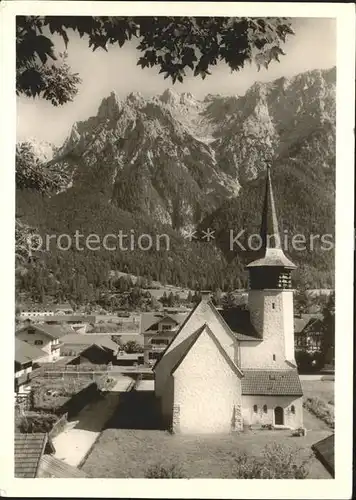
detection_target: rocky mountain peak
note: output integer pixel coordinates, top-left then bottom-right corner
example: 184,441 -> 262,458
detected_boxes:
36,67 -> 335,231
160,88 -> 181,106
97,90 -> 122,120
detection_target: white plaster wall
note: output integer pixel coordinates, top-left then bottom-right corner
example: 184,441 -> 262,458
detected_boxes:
282,291 -> 296,363
243,290 -> 294,369
242,395 -> 303,428
155,300 -> 237,397
173,328 -> 241,434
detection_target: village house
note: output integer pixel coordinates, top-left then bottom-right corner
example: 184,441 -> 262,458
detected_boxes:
15,323 -> 69,363
66,343 -> 117,366
141,312 -> 189,365
294,313 -> 324,352
154,166 -> 303,434
59,333 -> 119,358
15,339 -> 48,394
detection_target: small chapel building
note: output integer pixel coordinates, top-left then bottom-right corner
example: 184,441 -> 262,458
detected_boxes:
154,166 -> 304,434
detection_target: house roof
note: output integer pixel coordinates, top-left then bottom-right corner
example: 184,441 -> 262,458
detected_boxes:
241,369 -> 303,396
141,312 -> 188,333
14,433 -> 54,478
37,455 -> 89,478
35,324 -> 74,338
171,323 -> 243,377
312,434 -> 334,477
60,333 -> 119,352
219,308 -> 261,341
294,314 -> 324,334
16,324 -> 72,340
15,339 -> 47,365
43,315 -> 96,323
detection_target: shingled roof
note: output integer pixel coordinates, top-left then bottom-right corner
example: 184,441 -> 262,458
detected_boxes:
241,369 -> 303,396
60,333 -> 118,352
14,433 -> 54,478
15,338 -> 47,365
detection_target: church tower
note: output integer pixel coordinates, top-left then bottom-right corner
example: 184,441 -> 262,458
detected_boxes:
247,165 -> 297,366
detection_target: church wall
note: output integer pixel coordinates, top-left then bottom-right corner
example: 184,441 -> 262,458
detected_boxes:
241,395 -> 303,428
282,291 -> 296,363
173,330 -> 242,434
244,290 -> 294,369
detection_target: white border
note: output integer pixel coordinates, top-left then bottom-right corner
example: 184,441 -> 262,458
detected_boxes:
0,2 -> 354,499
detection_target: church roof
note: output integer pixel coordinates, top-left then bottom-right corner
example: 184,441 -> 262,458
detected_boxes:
241,369 -> 303,396
246,165 -> 296,270
219,307 -> 261,341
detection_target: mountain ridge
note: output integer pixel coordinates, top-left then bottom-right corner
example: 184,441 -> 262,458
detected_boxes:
16,66 -> 336,301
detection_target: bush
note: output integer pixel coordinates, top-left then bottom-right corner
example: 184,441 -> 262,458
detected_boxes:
231,443 -> 311,479
303,397 -> 334,428
145,462 -> 186,478
18,412 -> 58,433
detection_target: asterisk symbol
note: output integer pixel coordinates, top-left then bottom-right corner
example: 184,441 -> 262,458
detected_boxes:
183,228 -> 197,242
201,228 -> 215,242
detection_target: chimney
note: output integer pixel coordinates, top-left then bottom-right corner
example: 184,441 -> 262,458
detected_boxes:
201,290 -> 212,301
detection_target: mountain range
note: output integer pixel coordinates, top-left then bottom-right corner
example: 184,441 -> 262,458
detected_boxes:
16,66 -> 336,302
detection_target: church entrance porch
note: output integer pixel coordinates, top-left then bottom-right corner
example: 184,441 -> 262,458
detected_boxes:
274,406 -> 284,426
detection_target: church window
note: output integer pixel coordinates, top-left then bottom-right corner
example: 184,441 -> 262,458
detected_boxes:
272,303 -> 275,309
263,405 -> 267,413
291,405 -> 295,414
273,354 -> 276,361
253,405 -> 258,413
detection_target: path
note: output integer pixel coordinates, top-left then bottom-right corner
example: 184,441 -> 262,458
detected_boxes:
52,376 -> 133,467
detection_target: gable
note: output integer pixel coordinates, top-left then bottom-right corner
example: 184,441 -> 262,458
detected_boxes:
155,299 -> 237,372
172,324 -> 243,378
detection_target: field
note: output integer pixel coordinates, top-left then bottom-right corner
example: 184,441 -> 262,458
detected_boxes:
301,378 -> 334,405
81,379 -> 334,479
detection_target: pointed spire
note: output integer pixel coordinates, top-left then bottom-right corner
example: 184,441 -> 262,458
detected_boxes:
260,164 -> 281,250
246,164 -> 296,270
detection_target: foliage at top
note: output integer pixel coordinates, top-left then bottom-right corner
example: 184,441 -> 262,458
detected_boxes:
16,16 -> 294,104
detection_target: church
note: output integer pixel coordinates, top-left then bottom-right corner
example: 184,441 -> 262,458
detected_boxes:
154,166 -> 304,434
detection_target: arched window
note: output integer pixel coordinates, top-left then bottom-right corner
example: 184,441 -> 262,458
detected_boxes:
253,405 -> 258,413
291,405 -> 295,414
263,404 -> 267,413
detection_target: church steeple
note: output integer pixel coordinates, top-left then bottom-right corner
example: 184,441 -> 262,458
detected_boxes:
247,165 -> 296,290
246,165 -> 298,365
260,164 -> 281,251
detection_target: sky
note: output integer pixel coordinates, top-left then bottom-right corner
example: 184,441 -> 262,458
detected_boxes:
16,17 -> 336,147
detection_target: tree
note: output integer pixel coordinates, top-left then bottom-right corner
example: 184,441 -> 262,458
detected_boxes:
321,292 -> 335,366
123,340 -> 144,354
16,16 -> 294,104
